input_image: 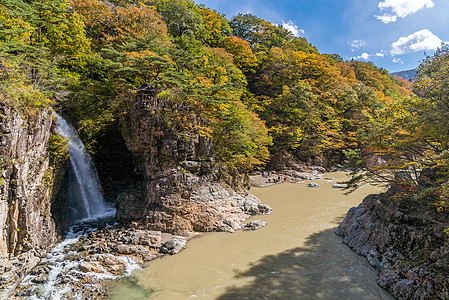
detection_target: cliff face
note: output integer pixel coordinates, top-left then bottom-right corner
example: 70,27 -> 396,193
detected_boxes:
337,186 -> 449,299
116,103 -> 271,235
0,104 -> 65,295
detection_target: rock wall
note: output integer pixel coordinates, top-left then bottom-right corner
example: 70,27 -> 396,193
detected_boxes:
0,104 -> 65,296
116,103 -> 271,235
336,187 -> 449,299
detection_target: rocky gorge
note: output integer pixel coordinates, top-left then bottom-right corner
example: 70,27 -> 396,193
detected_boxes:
0,97 -> 273,299
337,182 -> 449,299
3,94 -> 449,300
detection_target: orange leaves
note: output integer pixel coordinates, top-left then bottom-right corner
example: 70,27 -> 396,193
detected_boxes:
219,36 -> 257,72
125,50 -> 158,60
70,0 -> 168,48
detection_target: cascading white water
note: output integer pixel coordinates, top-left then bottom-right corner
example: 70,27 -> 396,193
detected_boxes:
55,115 -> 113,222
13,116 -> 127,299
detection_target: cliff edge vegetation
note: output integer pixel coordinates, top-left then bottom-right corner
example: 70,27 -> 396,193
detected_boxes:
1,0 -> 412,178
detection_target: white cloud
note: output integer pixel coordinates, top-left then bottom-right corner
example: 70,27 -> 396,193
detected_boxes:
375,0 -> 434,23
375,52 -> 385,57
281,20 -> 304,37
350,40 -> 366,51
391,29 -> 442,55
361,53 -> 370,60
393,57 -> 403,63
351,53 -> 371,60
375,14 -> 397,23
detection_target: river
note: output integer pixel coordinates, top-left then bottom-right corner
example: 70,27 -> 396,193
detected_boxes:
110,172 -> 393,300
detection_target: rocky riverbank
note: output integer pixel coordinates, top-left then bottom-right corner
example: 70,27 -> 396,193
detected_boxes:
337,185 -> 449,299
10,219 -> 183,299
11,204 -> 271,300
250,166 -> 325,187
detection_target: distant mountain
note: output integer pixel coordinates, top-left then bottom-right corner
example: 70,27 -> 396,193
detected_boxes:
392,68 -> 418,82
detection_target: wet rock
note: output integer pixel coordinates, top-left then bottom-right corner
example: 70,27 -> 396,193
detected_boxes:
393,279 -> 415,299
160,237 -> 186,255
242,220 -> 266,231
338,188 -> 449,299
332,183 -> 348,188
307,183 -> 320,188
79,261 -> 103,274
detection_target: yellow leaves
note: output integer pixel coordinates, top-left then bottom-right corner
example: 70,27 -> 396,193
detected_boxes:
0,8 -> 33,43
1,78 -> 53,115
196,125 -> 213,137
125,50 -> 157,60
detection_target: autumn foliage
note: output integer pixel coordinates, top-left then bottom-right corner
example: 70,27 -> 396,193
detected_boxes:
0,0 -> 413,173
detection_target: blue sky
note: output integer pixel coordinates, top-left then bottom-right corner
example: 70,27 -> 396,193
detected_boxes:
194,0 -> 449,72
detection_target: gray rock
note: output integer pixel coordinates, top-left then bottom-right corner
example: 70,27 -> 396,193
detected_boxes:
117,104 -> 273,235
242,220 -> 267,231
160,237 -> 186,255
307,183 -> 320,188
337,191 -> 447,299
393,279 -> 415,299
332,183 -> 348,188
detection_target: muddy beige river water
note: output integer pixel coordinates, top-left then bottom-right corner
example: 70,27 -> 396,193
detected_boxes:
110,172 -> 393,300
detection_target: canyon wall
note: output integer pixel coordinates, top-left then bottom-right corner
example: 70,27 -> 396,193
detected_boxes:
337,185 -> 449,299
116,102 -> 271,235
0,104 -> 65,296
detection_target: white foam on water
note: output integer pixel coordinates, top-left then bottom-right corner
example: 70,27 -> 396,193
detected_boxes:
20,225 -> 140,299
15,116 -> 135,299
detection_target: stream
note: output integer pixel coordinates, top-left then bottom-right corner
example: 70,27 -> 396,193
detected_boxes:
110,172 -> 393,300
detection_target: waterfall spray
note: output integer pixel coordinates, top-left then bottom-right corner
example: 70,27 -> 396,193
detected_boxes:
55,115 -> 113,222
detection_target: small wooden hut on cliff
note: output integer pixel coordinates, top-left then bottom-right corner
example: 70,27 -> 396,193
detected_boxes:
136,84 -> 159,109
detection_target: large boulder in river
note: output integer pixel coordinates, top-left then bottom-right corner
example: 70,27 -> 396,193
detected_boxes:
242,220 -> 267,231
160,236 -> 186,255
116,101 -> 272,235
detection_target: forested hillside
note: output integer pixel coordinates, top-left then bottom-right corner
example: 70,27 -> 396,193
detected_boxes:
0,0 -> 412,174
4,1 -> 449,298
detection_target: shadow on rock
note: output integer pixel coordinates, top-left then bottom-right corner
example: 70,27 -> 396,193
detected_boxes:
217,228 -> 393,300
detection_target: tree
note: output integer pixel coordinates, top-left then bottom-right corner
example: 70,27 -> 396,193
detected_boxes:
219,35 -> 257,73
199,7 -> 231,47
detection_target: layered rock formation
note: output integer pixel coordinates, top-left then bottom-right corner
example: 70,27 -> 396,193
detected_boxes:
337,186 -> 449,299
116,102 -> 271,235
0,104 -> 65,296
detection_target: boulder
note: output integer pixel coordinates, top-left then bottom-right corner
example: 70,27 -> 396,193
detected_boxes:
307,183 -> 320,188
332,183 -> 348,189
79,261 -> 103,274
242,220 -> 267,231
160,237 -> 186,255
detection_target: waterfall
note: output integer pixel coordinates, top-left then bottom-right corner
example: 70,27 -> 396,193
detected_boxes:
55,115 -> 113,222
13,116 -> 123,299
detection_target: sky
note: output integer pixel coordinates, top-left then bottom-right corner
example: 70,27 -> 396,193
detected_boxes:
194,0 -> 449,72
